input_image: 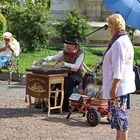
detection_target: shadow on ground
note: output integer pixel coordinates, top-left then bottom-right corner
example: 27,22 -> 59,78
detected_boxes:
0,107 -> 46,118
0,72 -> 26,86
41,112 -> 109,127
0,72 -> 24,82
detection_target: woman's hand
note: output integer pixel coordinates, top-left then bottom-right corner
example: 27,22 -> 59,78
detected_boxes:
110,79 -> 120,100
110,86 -> 116,100
6,43 -> 14,53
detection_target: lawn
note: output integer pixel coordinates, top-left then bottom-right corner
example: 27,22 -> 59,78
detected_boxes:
19,45 -> 140,74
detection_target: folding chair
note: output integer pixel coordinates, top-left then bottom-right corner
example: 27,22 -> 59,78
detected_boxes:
1,54 -> 20,84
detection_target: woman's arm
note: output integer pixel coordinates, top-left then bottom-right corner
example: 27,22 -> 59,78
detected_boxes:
110,40 -> 125,100
110,79 -> 120,100
7,43 -> 14,53
0,46 -> 6,52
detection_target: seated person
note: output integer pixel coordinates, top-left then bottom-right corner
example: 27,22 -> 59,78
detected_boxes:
34,36 -> 85,111
0,32 -> 20,72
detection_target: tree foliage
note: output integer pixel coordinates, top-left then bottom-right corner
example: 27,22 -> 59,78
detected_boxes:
2,0 -> 53,52
59,9 -> 90,44
0,11 -> 7,40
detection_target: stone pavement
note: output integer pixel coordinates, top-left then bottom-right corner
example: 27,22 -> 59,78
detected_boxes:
0,80 -> 140,140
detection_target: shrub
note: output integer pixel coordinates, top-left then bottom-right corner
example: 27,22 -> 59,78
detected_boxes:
6,0 -> 53,52
0,0 -> 18,4
59,9 -> 90,44
0,11 -> 7,40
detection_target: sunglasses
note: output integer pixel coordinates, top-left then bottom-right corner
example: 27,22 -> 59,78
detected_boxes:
4,38 -> 10,42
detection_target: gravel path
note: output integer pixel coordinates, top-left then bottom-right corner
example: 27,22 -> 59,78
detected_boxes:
0,80 -> 140,140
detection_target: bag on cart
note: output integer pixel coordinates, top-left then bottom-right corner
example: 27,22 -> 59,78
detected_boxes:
82,72 -> 97,90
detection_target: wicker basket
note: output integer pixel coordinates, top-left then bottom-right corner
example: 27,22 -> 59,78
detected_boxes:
90,98 -> 108,106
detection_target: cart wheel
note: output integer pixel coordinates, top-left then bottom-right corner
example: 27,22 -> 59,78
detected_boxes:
87,109 -> 100,126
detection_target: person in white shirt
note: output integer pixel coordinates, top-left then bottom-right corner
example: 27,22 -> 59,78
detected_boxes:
102,14 -> 136,140
35,36 -> 84,111
0,32 -> 20,71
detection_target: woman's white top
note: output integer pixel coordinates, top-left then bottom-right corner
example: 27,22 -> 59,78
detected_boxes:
102,35 -> 136,99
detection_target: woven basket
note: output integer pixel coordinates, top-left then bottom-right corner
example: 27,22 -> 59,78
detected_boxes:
90,98 -> 108,106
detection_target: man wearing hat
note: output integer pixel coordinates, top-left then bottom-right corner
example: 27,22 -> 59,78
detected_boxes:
0,32 -> 20,71
35,36 -> 85,111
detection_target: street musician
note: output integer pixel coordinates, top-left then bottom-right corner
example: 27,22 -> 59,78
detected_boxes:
34,36 -> 85,111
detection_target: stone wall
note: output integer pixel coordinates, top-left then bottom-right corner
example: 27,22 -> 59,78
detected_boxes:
19,0 -> 111,21
49,0 -> 111,21
49,0 -> 111,46
80,0 -> 102,20
79,0 -> 111,21
49,0 -> 79,20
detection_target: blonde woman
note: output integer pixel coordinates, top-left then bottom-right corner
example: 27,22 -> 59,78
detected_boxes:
102,14 -> 136,140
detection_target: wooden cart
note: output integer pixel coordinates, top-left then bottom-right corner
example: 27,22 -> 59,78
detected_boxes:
66,93 -> 108,127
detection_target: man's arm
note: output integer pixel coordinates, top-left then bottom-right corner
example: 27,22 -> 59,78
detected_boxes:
43,51 -> 63,62
64,53 -> 84,69
34,51 -> 64,66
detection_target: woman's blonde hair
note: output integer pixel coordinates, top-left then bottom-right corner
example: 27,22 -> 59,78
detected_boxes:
107,13 -> 125,32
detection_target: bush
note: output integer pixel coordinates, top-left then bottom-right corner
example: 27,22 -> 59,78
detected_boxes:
59,9 -> 90,44
0,0 -> 18,4
6,0 -> 53,52
0,11 -> 7,40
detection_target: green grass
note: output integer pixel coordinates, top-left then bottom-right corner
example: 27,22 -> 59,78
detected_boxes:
19,45 -> 140,74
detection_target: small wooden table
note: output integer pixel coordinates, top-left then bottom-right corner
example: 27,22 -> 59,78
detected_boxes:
26,72 -> 67,116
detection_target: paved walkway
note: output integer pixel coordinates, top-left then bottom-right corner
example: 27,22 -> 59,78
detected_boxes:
0,80 -> 140,140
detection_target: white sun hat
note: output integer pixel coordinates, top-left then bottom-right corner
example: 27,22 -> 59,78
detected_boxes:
3,32 -> 12,39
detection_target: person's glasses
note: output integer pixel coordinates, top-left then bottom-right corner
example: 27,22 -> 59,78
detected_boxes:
4,38 -> 10,42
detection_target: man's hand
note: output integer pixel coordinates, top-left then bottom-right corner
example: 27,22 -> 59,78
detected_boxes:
54,62 -> 64,68
34,60 -> 43,66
